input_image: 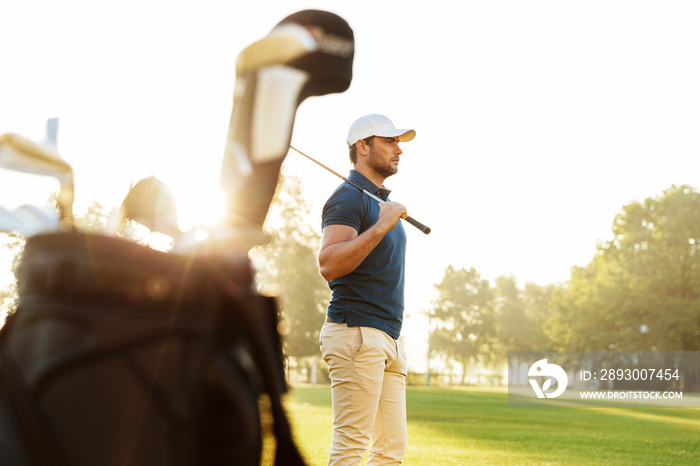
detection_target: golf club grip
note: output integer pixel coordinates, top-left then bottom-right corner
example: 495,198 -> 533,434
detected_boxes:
403,215 -> 431,235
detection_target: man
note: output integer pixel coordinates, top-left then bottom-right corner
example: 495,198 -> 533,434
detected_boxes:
318,114 -> 415,465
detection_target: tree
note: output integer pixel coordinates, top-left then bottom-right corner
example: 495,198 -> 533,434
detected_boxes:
607,184 -> 700,351
428,266 -> 495,384
521,282 -> 556,350
494,276 -> 530,351
251,170 -> 330,380
546,185 -> 700,352
494,276 -> 556,384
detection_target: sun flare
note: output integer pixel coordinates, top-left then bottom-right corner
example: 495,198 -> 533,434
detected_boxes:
173,186 -> 227,233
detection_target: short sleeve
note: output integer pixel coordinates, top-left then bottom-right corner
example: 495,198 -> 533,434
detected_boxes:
322,186 -> 364,232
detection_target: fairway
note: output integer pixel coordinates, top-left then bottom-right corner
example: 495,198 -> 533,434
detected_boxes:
283,384 -> 700,465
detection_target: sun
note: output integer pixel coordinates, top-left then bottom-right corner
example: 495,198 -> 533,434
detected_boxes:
173,185 -> 227,233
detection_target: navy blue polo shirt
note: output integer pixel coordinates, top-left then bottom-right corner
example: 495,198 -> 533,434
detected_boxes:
321,170 -> 406,339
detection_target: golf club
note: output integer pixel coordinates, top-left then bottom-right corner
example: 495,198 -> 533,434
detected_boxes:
115,176 -> 182,239
0,204 -> 59,236
218,10 -> 353,232
289,145 -> 431,235
0,132 -> 74,231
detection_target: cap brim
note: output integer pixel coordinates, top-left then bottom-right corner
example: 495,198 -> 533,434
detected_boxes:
374,129 -> 416,142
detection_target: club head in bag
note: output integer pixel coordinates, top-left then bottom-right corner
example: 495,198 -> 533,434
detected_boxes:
116,176 -> 182,239
0,133 -> 74,231
218,10 -> 354,241
0,204 -> 60,236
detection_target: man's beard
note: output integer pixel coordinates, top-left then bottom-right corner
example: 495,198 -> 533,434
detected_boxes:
368,146 -> 397,179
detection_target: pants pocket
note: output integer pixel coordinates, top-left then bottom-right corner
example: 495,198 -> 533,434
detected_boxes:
346,326 -> 363,361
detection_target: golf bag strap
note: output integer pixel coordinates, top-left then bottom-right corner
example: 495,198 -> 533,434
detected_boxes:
239,296 -> 305,466
0,320 -> 65,466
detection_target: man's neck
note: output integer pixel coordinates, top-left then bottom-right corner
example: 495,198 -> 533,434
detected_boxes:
354,165 -> 386,189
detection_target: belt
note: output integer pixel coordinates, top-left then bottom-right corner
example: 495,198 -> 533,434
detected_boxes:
325,315 -> 346,323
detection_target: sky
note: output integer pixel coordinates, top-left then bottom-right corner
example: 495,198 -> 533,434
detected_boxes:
2,1 -> 700,370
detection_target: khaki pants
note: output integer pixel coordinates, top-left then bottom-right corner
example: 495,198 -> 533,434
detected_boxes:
319,322 -> 408,466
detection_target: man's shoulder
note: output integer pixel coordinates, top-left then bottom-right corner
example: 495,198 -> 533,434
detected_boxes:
322,183 -> 367,230
326,182 -> 363,205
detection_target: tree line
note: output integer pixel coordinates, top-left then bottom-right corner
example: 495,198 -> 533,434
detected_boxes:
427,184 -> 700,387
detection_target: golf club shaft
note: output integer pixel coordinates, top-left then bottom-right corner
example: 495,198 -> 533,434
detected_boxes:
289,145 -> 431,235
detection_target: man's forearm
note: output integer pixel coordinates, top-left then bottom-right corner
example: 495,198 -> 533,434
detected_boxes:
318,222 -> 388,282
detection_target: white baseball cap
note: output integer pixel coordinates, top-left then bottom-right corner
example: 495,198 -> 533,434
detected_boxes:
346,114 -> 416,147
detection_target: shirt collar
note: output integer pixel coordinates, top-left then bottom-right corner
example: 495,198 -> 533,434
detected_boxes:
348,170 -> 392,201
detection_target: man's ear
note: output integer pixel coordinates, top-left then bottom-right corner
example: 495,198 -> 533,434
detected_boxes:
356,139 -> 370,157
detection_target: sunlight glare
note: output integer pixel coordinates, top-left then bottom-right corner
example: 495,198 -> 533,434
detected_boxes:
174,187 -> 227,233
147,231 -> 175,253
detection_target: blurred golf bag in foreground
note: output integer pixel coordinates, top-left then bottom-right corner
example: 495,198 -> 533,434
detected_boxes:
0,9 -> 353,466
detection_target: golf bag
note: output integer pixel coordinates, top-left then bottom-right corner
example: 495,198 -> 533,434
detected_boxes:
0,231 -> 305,466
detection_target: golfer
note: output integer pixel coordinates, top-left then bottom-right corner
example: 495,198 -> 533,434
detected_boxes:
318,114 -> 415,465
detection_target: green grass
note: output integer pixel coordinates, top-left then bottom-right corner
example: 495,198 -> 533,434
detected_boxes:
282,384 -> 700,466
